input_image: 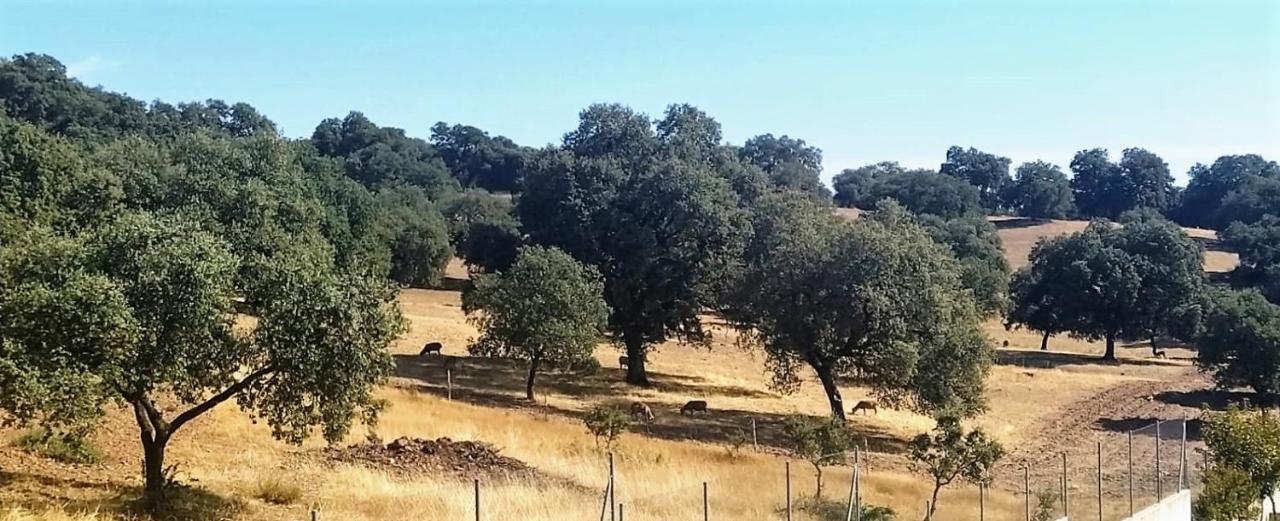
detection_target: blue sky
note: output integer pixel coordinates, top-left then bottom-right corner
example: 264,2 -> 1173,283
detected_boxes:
2,0 -> 1277,184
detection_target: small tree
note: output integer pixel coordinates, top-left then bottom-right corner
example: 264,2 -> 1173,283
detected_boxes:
1194,289 -> 1280,397
908,416 -> 1004,520
583,404 -> 632,451
782,416 -> 852,498
1202,406 -> 1280,514
1005,161 -> 1074,219
464,246 -> 608,400
1195,465 -> 1262,521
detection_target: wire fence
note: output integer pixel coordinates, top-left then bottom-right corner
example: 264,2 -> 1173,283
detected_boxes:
294,418 -> 1200,521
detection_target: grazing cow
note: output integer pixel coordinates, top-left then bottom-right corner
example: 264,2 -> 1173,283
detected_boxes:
850,400 -> 878,415
419,342 -> 444,356
630,402 -> 655,423
681,400 -> 708,415
618,356 -> 629,368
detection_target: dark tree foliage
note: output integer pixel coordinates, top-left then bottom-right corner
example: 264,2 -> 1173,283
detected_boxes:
1222,216 -> 1280,304
1012,220 -> 1203,360
1194,289 -> 1280,398
312,112 -> 458,198
374,186 -> 454,288
832,162 -> 905,209
0,53 -> 275,141
562,103 -> 657,166
917,214 -> 1011,315
940,146 -> 1012,213
519,145 -> 748,386
730,196 -> 991,419
739,133 -> 831,199
430,122 -> 528,192
1070,148 -> 1176,219
860,169 -> 983,219
1217,175 -> 1280,230
442,190 -> 522,273
656,103 -> 723,164
1176,154 -> 1280,229
1004,161 -> 1074,219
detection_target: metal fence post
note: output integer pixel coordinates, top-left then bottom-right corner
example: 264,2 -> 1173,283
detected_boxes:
1062,452 -> 1069,519
1128,430 -> 1134,517
474,479 -> 480,521
1180,415 -> 1188,490
1155,420 -> 1163,500
703,481 -> 709,521
1024,465 -> 1031,521
609,452 -> 616,521
980,482 -> 986,521
1097,441 -> 1104,521
786,461 -> 793,521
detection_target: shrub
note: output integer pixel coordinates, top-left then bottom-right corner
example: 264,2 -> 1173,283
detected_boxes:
583,404 -> 632,451
14,429 -> 100,464
793,497 -> 896,521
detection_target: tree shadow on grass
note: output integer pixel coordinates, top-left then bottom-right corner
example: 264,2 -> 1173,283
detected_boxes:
0,470 -> 244,521
991,217 -> 1052,230
1155,389 -> 1261,410
993,349 -> 1183,370
1095,416 -> 1203,442
392,354 -> 908,455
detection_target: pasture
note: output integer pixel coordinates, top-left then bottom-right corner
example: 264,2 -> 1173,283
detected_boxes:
1,264 -> 1218,520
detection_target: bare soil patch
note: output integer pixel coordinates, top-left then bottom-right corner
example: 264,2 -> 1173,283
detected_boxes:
323,437 -> 537,480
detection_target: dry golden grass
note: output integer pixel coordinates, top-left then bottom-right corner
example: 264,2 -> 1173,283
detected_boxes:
0,264 -> 1208,521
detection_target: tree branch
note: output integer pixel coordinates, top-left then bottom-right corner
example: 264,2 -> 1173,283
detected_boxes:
169,366 -> 276,433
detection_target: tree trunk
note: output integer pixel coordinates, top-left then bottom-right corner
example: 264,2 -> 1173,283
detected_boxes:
1040,331 -> 1050,351
1103,333 -> 1116,361
815,364 -> 846,421
814,464 -> 824,499
141,434 -> 169,498
525,356 -> 541,401
1150,335 -> 1160,356
623,334 -> 650,387
928,480 -> 943,521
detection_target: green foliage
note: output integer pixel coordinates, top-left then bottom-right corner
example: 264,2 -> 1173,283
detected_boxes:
859,168 -> 984,219
940,146 -> 1011,212
1031,488 -> 1060,521
918,214 -> 1011,316
375,186 -> 453,287
1195,464 -> 1263,521
14,428 -> 100,464
1222,216 -> 1280,304
656,103 -> 723,164
0,212 -> 403,497
442,190 -> 522,272
782,416 -> 852,497
1194,289 -> 1280,396
430,122 -> 528,192
1004,161 -> 1074,219
832,162 -> 903,209
794,497 -> 896,521
1009,219 -> 1204,360
1176,154 -> 1280,229
519,130 -> 749,385
1070,148 -> 1176,220
311,111 -> 458,198
908,416 -> 1004,520
1202,407 -> 1280,510
583,404 -> 632,451
731,196 -> 992,419
739,134 -> 830,199
464,246 -> 608,400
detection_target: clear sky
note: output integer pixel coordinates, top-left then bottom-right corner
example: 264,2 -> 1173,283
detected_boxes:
2,0 -> 1277,184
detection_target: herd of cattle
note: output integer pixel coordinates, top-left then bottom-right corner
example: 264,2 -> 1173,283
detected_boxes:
419,341 -> 879,423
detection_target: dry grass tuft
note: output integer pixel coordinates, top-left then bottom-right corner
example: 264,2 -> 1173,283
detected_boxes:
249,473 -> 304,505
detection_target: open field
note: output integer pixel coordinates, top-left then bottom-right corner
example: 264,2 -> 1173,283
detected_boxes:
990,217 -> 1238,273
0,285 -> 1224,521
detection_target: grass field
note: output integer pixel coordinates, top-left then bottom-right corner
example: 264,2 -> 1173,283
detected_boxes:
0,219 -> 1232,521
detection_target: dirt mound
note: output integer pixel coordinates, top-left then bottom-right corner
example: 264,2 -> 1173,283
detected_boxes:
325,437 -> 535,479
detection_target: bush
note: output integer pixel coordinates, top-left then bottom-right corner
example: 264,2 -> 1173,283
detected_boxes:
793,497 -> 896,521
14,429 -> 100,464
583,404 -> 632,451
250,473 -> 304,505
